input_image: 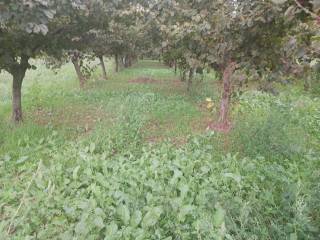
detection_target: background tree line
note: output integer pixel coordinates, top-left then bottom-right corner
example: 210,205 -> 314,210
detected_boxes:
0,0 -> 319,125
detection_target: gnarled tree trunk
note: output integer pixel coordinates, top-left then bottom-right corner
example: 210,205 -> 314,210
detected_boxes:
98,55 -> 107,80
72,56 -> 86,89
218,61 -> 237,126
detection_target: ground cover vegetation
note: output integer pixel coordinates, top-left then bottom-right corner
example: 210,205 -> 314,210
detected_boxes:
1,0 -> 320,239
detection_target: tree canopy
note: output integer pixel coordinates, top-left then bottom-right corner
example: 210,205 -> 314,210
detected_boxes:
1,0 -> 319,123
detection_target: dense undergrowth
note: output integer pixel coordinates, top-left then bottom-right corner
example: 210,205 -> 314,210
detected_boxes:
1,61 -> 320,239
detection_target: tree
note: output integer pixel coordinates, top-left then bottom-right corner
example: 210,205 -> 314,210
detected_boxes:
285,0 -> 320,91
0,0 -> 90,122
67,1 -> 115,82
106,1 -> 147,72
154,0 -> 297,131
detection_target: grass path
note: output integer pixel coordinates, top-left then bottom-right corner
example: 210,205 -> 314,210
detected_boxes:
0,60 -> 218,154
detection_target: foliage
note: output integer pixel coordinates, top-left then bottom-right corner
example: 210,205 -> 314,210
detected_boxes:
1,60 -> 320,240
231,90 -> 320,158
1,0 -> 320,238
0,130 -> 319,239
0,0 -> 89,121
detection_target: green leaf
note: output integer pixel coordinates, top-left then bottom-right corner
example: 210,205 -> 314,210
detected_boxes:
95,207 -> 105,217
213,204 -> 225,228
90,142 -> 96,153
117,204 -> 130,225
142,207 -> 162,228
105,222 -> 118,236
130,210 -> 142,227
290,233 -> 298,240
16,156 -> 29,164
178,184 -> 189,198
223,173 -> 241,185
75,220 -> 89,236
178,205 -> 194,222
94,216 -> 105,229
73,166 -> 80,179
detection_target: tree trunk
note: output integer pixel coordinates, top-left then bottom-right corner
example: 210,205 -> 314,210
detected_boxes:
128,55 -> 132,67
12,72 -> 24,123
174,60 -> 177,75
115,54 -> 119,72
304,71 -> 311,91
72,58 -> 86,89
218,62 -> 237,126
99,55 -> 107,80
123,56 -> 127,68
304,78 -> 310,91
187,68 -> 194,91
124,55 -> 131,68
126,55 -> 132,67
180,70 -> 187,82
10,56 -> 29,123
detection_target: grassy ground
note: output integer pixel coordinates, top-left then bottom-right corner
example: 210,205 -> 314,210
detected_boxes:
0,59 -> 218,154
0,60 -> 320,239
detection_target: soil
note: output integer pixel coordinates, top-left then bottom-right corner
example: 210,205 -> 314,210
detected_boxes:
128,77 -> 162,84
206,121 -> 232,133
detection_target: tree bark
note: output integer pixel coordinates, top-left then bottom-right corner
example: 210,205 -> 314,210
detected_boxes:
128,55 -> 132,67
218,62 -> 237,126
174,60 -> 177,75
304,77 -> 311,91
10,56 -> 29,123
72,57 -> 86,89
98,55 -> 107,80
12,72 -> 24,123
123,56 -> 127,68
124,55 -> 131,68
115,54 -> 119,72
187,68 -> 194,91
180,70 -> 187,82
303,65 -> 311,91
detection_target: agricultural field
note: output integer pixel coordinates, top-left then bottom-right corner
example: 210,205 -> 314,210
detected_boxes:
1,0 -> 320,239
1,60 -> 320,239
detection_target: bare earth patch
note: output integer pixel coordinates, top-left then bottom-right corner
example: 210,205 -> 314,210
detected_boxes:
197,100 -> 233,133
145,135 -> 188,147
206,121 -> 232,133
128,77 -> 162,84
143,114 -> 212,146
31,105 -> 110,133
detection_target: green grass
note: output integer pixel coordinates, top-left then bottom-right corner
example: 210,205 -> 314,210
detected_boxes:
0,59 -> 216,153
0,60 -> 319,239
